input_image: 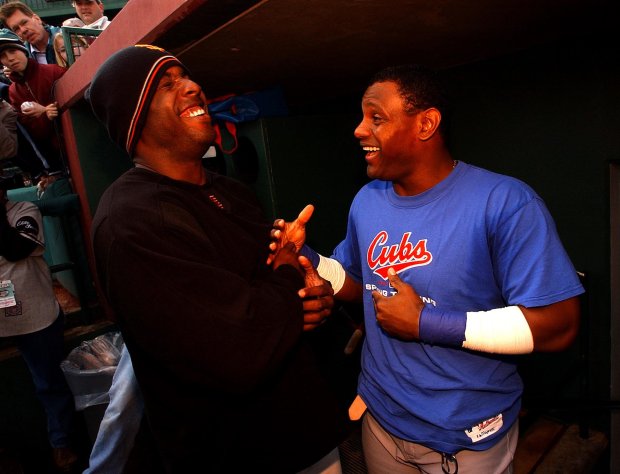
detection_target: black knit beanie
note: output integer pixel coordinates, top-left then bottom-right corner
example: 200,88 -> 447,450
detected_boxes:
85,44 -> 185,157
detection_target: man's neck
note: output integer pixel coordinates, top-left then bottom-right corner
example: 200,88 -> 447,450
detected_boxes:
133,156 -> 207,185
30,30 -> 49,53
392,149 -> 455,196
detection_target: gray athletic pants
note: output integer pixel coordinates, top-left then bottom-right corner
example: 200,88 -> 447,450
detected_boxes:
362,412 -> 518,474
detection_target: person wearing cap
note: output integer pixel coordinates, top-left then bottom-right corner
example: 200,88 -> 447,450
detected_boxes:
0,175 -> 78,472
0,1 -> 60,65
86,45 -> 350,472
68,0 -> 110,31
0,28 -> 65,174
0,81 -> 51,180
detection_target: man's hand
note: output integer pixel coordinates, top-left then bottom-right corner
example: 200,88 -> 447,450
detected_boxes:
267,204 -> 314,265
298,255 -> 334,331
372,268 -> 424,340
271,242 -> 302,273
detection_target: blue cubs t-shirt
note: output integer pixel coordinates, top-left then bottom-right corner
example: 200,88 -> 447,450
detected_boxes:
333,162 -> 584,453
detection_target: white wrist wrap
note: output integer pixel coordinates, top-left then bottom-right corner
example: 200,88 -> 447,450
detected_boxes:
316,255 -> 346,294
463,306 -> 534,354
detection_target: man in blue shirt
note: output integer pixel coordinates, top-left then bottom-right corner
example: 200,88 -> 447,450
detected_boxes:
271,64 -> 583,473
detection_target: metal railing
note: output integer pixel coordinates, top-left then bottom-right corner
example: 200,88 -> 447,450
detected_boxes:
61,25 -> 101,65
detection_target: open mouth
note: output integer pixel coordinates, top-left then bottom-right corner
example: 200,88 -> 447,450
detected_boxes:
180,106 -> 207,118
362,146 -> 381,160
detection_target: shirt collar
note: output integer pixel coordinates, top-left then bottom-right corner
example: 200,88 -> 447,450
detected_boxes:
27,44 -> 48,64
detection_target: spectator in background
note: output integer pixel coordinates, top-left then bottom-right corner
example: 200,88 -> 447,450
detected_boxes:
61,18 -> 85,29
0,1 -> 60,65
53,32 -> 89,68
0,30 -> 65,174
0,82 -> 50,181
0,175 -> 78,472
69,0 -> 110,30
0,89 -> 17,160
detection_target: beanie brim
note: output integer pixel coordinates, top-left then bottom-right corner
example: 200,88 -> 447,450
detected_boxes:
0,43 -> 29,56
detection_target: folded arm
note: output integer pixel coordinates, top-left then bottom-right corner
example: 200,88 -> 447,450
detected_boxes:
372,269 -> 580,353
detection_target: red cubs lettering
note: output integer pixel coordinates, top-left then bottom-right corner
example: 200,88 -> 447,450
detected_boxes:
367,231 -> 432,279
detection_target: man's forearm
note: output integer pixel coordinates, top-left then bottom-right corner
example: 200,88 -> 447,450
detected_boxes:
300,245 -> 362,302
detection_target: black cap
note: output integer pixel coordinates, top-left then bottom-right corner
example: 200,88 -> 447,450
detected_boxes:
85,44 -> 185,157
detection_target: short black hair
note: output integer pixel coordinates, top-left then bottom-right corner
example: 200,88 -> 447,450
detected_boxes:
369,64 -> 451,139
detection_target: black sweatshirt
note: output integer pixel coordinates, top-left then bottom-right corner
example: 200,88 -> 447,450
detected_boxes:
91,168 -> 349,473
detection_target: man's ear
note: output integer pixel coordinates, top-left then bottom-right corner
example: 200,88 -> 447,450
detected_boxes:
418,108 -> 442,141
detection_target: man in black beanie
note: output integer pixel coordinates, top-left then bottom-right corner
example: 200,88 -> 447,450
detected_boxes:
86,45 -> 350,473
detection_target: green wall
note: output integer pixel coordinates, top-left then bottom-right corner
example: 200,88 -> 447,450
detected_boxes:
225,114 -> 368,256
69,101 -> 131,216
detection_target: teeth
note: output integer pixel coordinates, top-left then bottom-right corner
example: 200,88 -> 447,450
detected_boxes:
363,146 -> 380,152
188,108 -> 205,117
182,107 -> 205,118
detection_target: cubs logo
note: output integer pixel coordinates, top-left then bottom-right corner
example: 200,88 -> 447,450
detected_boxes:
367,231 -> 432,279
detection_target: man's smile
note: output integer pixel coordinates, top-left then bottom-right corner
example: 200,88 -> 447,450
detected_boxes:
362,145 -> 381,161
180,105 -> 207,118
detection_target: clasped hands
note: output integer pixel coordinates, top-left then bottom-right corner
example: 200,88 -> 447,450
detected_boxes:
268,205 -> 425,339
267,205 -> 333,331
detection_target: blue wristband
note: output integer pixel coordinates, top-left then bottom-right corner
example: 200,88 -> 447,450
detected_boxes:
299,244 -> 320,267
418,306 -> 467,347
